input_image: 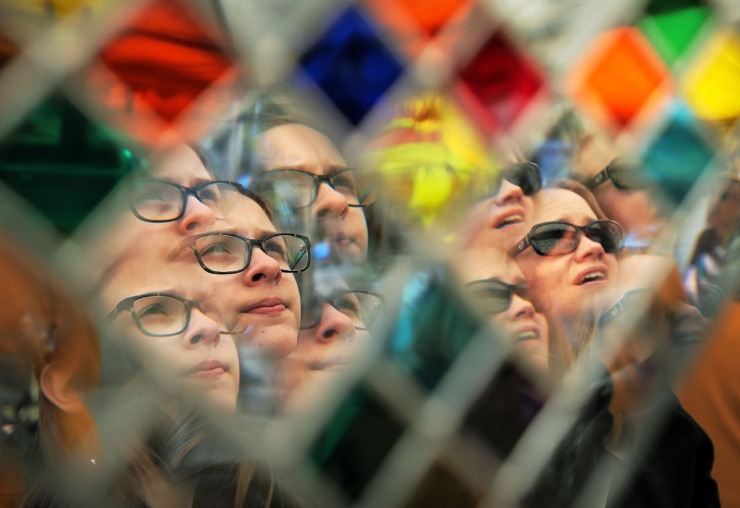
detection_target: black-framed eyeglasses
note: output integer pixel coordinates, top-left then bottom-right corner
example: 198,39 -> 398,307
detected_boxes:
485,162 -> 542,197
129,179 -> 244,223
598,288 -> 653,329
301,290 -> 384,330
509,220 -> 624,257
250,168 -> 376,209
464,279 -> 530,315
179,232 -> 311,275
109,292 -> 240,337
584,159 -> 645,191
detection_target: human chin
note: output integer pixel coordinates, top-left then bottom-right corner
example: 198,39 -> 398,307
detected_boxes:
239,321 -> 299,359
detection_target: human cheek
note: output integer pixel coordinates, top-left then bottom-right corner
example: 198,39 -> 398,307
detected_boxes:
346,207 -> 368,252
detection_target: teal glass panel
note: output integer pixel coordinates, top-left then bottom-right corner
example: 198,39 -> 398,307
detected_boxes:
642,104 -> 714,205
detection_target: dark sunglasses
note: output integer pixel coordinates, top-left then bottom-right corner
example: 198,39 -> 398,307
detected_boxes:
464,279 -> 530,314
487,162 -> 542,197
509,219 -> 624,257
584,159 -> 644,191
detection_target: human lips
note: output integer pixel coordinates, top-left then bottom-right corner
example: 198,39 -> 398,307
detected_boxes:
240,297 -> 287,315
492,206 -> 526,229
574,265 -> 610,286
511,325 -> 542,343
308,354 -> 352,371
190,359 -> 228,378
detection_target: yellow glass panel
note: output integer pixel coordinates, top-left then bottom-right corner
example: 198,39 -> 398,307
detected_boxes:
682,30 -> 740,121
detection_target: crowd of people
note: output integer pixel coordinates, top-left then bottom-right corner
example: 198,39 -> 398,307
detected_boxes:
0,85 -> 738,508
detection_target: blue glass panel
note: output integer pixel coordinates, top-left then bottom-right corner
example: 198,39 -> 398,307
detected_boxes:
297,7 -> 404,125
642,104 -> 714,205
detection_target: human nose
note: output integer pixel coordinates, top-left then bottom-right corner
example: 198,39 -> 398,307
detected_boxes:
241,246 -> 283,286
182,309 -> 221,347
177,194 -> 216,235
494,179 -> 525,206
313,304 -> 354,344
574,229 -> 606,261
507,294 -> 536,321
314,181 -> 349,219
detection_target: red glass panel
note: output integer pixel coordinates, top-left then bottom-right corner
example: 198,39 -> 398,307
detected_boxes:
455,30 -> 545,136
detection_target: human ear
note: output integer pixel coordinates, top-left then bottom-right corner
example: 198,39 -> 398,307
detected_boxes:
40,363 -> 87,414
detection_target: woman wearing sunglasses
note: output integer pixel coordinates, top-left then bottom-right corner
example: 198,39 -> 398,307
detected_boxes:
455,247 -> 569,375
461,161 -> 543,253
572,134 -> 665,251
510,180 -> 623,338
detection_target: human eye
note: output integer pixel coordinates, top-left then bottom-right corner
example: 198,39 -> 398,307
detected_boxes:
135,302 -> 170,319
331,170 -> 358,194
199,238 -> 234,257
197,183 -> 222,204
263,236 -> 288,261
335,294 -> 362,320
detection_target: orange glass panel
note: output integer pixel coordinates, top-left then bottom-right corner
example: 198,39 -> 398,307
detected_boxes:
570,27 -> 672,131
363,0 -> 471,57
86,0 -> 241,144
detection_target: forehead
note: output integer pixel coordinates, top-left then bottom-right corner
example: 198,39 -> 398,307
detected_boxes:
151,144 -> 212,185
456,249 -> 523,284
256,124 -> 347,175
223,196 -> 277,235
534,188 -> 597,224
100,247 -> 216,309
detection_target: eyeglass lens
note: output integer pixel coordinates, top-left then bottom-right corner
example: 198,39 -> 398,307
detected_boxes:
131,181 -> 241,222
194,233 -> 310,274
530,221 -> 623,256
466,280 -> 529,315
129,294 -> 190,336
301,291 -> 383,329
254,169 -> 374,208
504,162 -> 542,196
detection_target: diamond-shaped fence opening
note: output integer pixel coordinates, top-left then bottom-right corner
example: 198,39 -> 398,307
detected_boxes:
296,5 -> 405,126
455,29 -> 547,137
0,0 -> 739,507
569,26 -> 673,132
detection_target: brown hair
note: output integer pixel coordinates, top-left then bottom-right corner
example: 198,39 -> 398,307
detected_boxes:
548,178 -> 612,221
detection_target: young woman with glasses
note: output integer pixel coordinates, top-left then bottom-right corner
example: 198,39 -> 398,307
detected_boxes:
280,266 -> 384,415
80,156 -> 304,506
205,95 -> 374,265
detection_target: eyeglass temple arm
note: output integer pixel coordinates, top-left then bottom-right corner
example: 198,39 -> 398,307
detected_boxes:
585,171 -> 606,189
508,236 -> 531,258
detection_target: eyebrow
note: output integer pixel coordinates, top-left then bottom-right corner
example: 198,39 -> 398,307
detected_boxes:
214,227 -> 280,239
261,165 -> 350,175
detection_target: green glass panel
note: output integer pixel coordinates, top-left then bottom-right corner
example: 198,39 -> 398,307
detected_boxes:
0,95 -> 134,235
639,7 -> 712,67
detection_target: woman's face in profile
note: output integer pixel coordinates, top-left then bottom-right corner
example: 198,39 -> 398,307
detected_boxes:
461,168 -> 539,253
457,249 -> 550,371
